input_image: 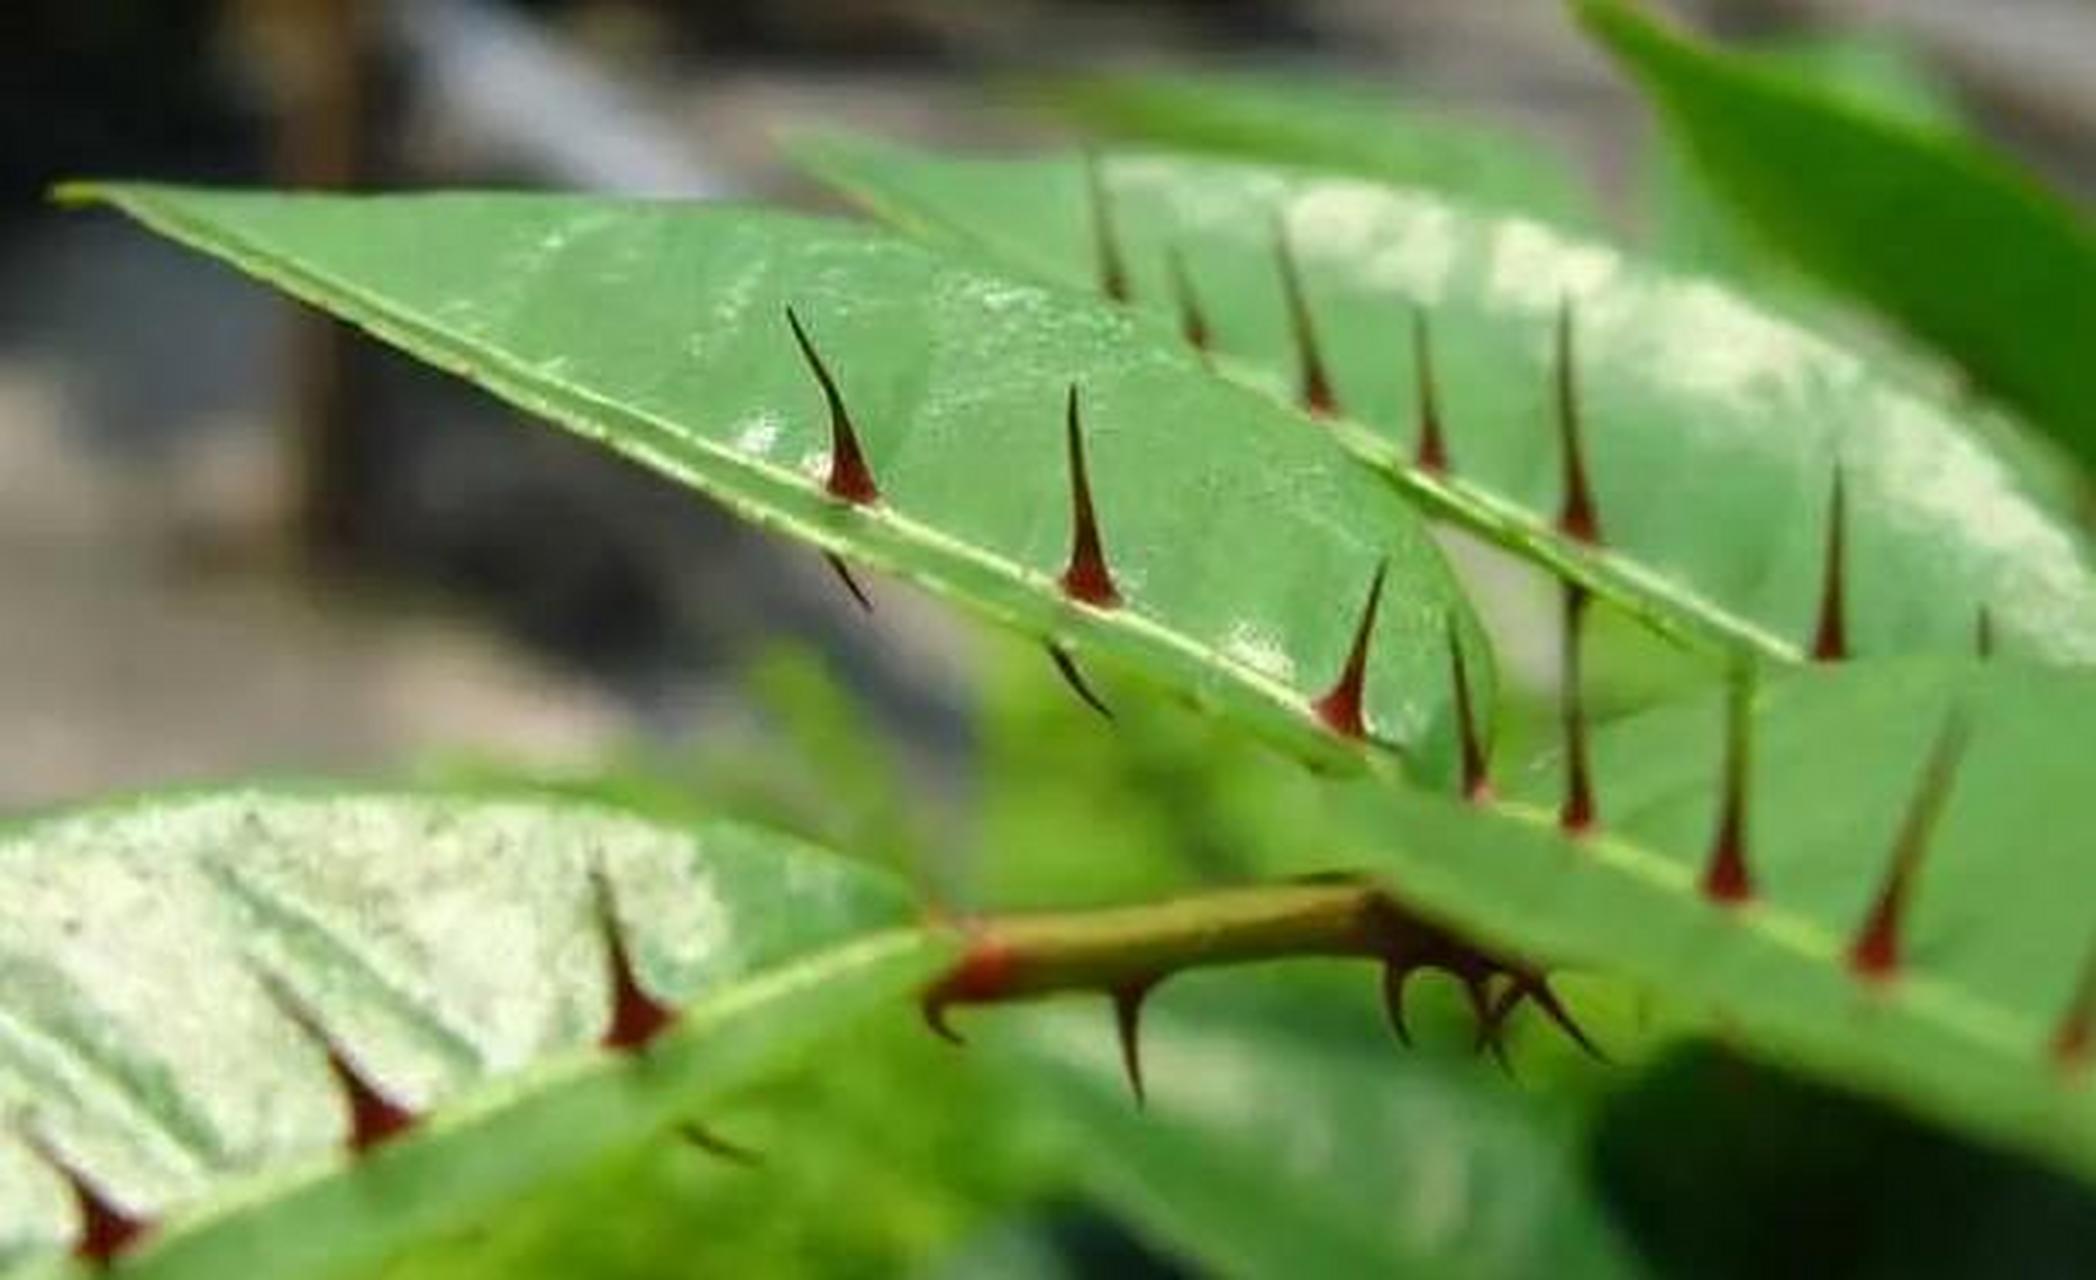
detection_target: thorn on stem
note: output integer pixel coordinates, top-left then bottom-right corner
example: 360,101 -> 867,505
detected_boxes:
1812,468 -> 1849,661
824,552 -> 874,613
1048,644 -> 1114,720
1702,660 -> 1757,905
594,869 -> 678,1051
1554,300 -> 1601,544
1111,980 -> 1156,1108
1849,714 -> 1970,981
1273,214 -> 1338,416
1413,309 -> 1449,474
785,306 -> 881,505
1059,385 -> 1121,609
1313,559 -> 1390,740
1559,583 -> 1597,834
1084,150 -> 1130,303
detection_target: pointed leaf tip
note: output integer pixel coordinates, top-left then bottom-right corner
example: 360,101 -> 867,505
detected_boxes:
1059,384 -> 1122,609
785,305 -> 881,505
1313,559 -> 1390,740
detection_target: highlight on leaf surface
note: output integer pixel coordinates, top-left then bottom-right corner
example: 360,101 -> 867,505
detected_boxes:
1579,0 -> 2096,470
0,789 -> 934,1277
59,184 -> 1494,791
793,135 -> 2096,667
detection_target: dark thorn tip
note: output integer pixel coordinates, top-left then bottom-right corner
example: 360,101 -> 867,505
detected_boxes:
1059,384 -> 1122,609
784,305 -> 880,506
823,552 -> 874,613
1112,980 -> 1156,1108
920,992 -> 966,1047
1702,660 -> 1757,906
1273,213 -> 1338,417
1812,468 -> 1849,661
679,1122 -> 763,1167
1446,612 -> 1491,802
1849,712 -> 1971,980
1559,583 -> 1597,835
1553,299 -> 1601,544
1084,150 -> 1130,303
1413,308 -> 1448,474
1313,558 -> 1390,740
1380,961 -> 1415,1047
1048,644 -> 1114,720
17,1121 -> 152,1264
254,969 -> 418,1153
593,869 -> 678,1052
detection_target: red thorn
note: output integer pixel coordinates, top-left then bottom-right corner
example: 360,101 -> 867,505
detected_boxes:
1446,613 -> 1492,802
1559,583 -> 1597,834
1273,215 -> 1338,417
1059,385 -> 1122,609
823,552 -> 874,613
1313,559 -> 1390,740
1553,300 -> 1601,544
255,973 -> 418,1153
1083,150 -> 1130,303
1812,468 -> 1849,661
594,871 -> 677,1051
1702,662 -> 1757,905
1111,980 -> 1156,1108
1975,606 -> 1995,659
1048,644 -> 1114,720
679,1122 -> 763,1167
1166,247 -> 1211,355
920,928 -> 1018,1048
2054,939 -> 2096,1073
19,1124 -> 152,1264
1380,961 -> 1416,1046
1849,714 -> 1970,981
785,306 -> 880,506
1412,309 -> 1449,475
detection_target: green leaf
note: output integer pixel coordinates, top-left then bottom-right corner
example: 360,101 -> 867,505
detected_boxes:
0,788 -> 937,1278
1579,0 -> 2096,470
795,135 -> 2096,663
62,184 -> 1491,786
1332,658 -> 2096,1186
1035,72 -> 1600,230
1002,989 -> 1640,1279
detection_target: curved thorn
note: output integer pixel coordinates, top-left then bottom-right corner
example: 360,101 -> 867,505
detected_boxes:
1380,961 -> 1415,1047
1447,612 -> 1492,802
593,868 -> 677,1051
1412,308 -> 1448,474
1702,659 -> 1757,905
1522,976 -> 1610,1064
823,552 -> 874,613
1313,559 -> 1390,739
785,306 -> 880,505
1084,150 -> 1130,303
17,1120 -> 152,1264
1167,246 -> 1211,355
679,1122 -> 763,1167
1849,712 -> 1971,980
920,991 -> 966,1047
1059,384 -> 1121,608
1812,468 -> 1849,661
1554,299 -> 1601,543
1273,213 -> 1338,416
1559,583 -> 1597,834
2054,937 -> 2096,1072
253,970 -> 418,1152
1112,980 -> 1157,1108
1048,644 -> 1114,720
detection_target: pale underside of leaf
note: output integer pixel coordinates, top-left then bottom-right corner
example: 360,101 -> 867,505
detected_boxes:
0,789 -> 937,1278
794,136 -> 2096,667
1332,659 -> 2096,1186
62,184 -> 1492,789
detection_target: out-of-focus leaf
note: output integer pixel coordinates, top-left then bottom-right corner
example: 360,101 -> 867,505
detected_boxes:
1037,72 -> 1598,229
1582,0 -> 2096,470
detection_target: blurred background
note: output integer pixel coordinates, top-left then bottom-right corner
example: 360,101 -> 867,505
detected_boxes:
4,1 -> 2096,1276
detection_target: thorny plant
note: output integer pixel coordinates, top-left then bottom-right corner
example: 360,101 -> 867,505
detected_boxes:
8,1 -> 2096,1275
